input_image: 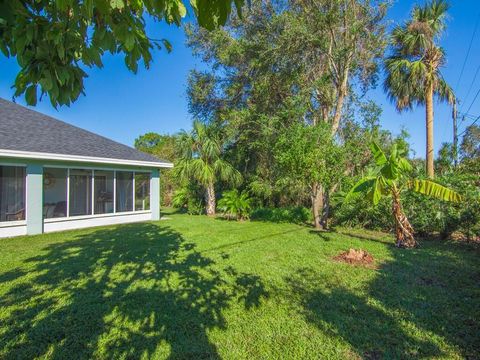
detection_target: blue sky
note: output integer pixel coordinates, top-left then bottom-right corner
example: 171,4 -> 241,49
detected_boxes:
1,0 -> 479,158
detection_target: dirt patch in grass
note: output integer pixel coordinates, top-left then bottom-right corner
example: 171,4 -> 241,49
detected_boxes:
333,248 -> 375,268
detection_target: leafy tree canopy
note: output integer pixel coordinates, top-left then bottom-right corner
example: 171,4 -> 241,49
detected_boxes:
134,132 -> 176,159
274,122 -> 345,195
460,124 -> 480,160
0,0 -> 245,107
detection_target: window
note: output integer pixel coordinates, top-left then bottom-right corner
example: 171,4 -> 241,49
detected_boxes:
116,171 -> 133,212
135,173 -> 150,211
94,171 -> 114,214
0,166 -> 26,222
69,169 -> 92,216
43,168 -> 67,218
40,167 -> 151,220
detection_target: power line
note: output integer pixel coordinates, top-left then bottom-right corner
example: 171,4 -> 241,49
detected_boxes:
458,112 -> 479,120
455,12 -> 480,91
459,65 -> 480,113
458,114 -> 480,137
464,87 -> 480,115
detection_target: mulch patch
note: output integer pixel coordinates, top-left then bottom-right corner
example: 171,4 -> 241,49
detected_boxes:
333,248 -> 376,268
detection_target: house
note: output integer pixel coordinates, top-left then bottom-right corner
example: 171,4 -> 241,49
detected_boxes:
0,98 -> 173,238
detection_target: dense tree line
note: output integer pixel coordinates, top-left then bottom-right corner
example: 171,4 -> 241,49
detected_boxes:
134,0 -> 479,242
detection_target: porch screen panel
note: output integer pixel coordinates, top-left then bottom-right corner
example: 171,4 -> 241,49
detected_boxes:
69,169 -> 92,216
135,173 -> 150,211
0,166 -> 26,222
94,171 -> 114,214
116,171 -> 133,212
43,168 -> 67,218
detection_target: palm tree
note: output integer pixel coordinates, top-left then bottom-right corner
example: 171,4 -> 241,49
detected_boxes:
348,142 -> 461,248
174,121 -> 241,216
384,0 -> 454,178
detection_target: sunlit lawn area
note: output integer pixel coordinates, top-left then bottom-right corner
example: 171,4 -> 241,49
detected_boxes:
0,209 -> 479,359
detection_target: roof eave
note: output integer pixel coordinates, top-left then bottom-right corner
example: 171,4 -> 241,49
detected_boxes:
0,149 -> 173,168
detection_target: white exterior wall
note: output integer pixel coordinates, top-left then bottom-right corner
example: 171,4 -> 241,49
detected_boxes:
0,222 -> 27,238
43,211 -> 152,233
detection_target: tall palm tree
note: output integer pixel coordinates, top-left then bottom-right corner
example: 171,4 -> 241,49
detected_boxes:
384,0 -> 454,178
174,121 -> 241,216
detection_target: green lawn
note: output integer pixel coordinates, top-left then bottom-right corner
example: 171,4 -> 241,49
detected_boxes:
0,210 -> 479,359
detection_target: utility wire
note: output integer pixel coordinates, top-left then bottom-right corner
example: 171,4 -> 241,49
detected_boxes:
464,87 -> 480,116
458,114 -> 480,137
455,12 -> 480,91
458,111 -> 479,120
459,65 -> 480,113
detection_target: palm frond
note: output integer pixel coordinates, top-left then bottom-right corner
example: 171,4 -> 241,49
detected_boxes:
173,159 -> 192,182
214,159 -> 242,186
191,158 -> 214,186
435,75 -> 455,105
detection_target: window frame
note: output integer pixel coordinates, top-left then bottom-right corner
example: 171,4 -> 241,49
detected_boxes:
42,165 -> 152,223
0,163 -> 27,225
92,169 -> 115,215
43,167 -> 68,219
134,172 -> 151,211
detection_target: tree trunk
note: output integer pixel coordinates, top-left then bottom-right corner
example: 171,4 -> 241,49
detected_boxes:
311,183 -> 324,230
330,83 -> 347,135
205,183 -> 216,216
320,189 -> 330,229
392,189 -> 416,248
425,82 -> 435,178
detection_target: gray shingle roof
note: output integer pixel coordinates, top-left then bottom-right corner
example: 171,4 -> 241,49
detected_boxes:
0,98 -> 171,166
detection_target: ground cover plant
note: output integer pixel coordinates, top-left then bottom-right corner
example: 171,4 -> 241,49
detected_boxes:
1,210 -> 478,359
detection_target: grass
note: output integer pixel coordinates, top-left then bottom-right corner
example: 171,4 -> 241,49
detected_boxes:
0,209 -> 479,359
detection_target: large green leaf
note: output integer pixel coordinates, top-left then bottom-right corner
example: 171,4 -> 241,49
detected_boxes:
370,142 -> 387,166
381,161 -> 398,180
25,84 -> 37,106
409,179 -> 462,202
346,176 -> 376,201
372,178 -> 383,205
398,157 -> 413,173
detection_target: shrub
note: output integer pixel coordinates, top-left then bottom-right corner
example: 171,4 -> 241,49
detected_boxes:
186,198 -> 204,215
251,206 -> 311,224
172,188 -> 189,209
334,171 -> 479,240
332,195 -> 393,231
218,190 -> 252,220
171,186 -> 204,215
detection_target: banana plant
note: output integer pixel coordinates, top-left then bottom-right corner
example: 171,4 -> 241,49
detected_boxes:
347,142 -> 461,248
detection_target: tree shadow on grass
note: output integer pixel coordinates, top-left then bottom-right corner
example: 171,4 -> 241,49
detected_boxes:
287,240 -> 480,359
308,229 -> 393,246
0,223 -> 268,359
203,228 -> 304,253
